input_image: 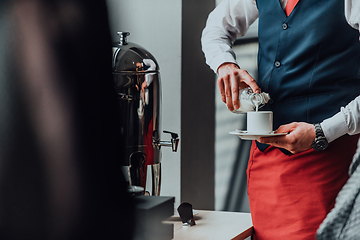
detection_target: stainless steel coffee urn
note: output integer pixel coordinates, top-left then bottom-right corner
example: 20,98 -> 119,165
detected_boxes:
112,32 -> 179,196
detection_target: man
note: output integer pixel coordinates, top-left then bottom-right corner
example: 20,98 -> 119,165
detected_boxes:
201,0 -> 360,239
257,1 -> 360,153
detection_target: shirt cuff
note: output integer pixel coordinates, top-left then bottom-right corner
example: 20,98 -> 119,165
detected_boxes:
320,112 -> 349,143
208,52 -> 238,74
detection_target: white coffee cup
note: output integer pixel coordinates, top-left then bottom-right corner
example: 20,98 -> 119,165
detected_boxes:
247,111 -> 273,134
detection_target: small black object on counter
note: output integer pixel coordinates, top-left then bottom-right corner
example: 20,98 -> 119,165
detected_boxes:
177,202 -> 196,226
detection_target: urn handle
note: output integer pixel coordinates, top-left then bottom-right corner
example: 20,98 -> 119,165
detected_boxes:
117,32 -> 130,46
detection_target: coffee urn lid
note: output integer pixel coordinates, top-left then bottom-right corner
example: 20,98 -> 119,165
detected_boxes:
113,32 -> 159,73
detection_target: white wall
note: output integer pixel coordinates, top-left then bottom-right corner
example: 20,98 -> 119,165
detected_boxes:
106,0 -> 182,208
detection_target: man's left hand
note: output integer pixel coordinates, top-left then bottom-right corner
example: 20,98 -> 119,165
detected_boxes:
257,122 -> 316,154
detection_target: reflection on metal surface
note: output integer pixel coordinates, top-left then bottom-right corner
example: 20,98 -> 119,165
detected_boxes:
118,93 -> 133,100
113,32 -> 178,196
151,163 -> 161,196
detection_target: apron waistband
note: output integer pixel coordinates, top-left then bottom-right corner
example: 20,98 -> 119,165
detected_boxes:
255,141 -> 292,155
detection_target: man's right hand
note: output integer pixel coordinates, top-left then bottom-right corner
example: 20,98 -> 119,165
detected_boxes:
217,62 -> 261,111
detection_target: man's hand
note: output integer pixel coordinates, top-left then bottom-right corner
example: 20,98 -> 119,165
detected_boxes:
217,63 -> 261,111
257,122 -> 316,154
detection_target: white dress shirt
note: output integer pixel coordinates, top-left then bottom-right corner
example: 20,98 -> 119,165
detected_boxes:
201,0 -> 360,143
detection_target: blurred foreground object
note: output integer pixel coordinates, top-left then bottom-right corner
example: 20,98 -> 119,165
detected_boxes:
0,0 -> 134,239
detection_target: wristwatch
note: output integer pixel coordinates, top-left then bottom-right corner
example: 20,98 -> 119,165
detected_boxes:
311,123 -> 329,151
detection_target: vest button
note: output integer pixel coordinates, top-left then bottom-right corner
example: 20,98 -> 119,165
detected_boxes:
274,61 -> 281,67
282,23 -> 288,30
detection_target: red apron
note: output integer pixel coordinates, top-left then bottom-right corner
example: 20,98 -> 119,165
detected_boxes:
247,135 -> 359,240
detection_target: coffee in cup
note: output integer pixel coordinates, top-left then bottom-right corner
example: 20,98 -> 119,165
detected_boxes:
247,111 -> 273,134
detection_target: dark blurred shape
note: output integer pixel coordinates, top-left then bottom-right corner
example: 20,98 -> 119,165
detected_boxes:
177,202 -> 195,226
0,0 -> 134,239
134,196 -> 174,240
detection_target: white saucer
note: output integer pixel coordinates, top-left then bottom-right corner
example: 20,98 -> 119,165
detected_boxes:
229,130 -> 287,140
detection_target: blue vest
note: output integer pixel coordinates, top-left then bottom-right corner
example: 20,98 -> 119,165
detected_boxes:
256,0 -> 360,129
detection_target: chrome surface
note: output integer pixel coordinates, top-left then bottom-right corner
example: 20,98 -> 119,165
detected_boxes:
157,131 -> 179,152
113,32 -> 178,195
113,33 -> 161,167
151,163 -> 161,196
118,31 -> 130,46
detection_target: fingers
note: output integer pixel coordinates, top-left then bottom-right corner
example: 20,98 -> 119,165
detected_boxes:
217,63 -> 239,111
231,72 -> 240,109
258,134 -> 288,146
217,73 -> 236,111
217,77 -> 226,103
259,123 -> 297,146
258,133 -> 297,153
223,73 -> 235,111
238,70 -> 261,94
217,63 -> 260,111
258,122 -> 315,154
218,69 -> 240,111
274,123 -> 296,133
